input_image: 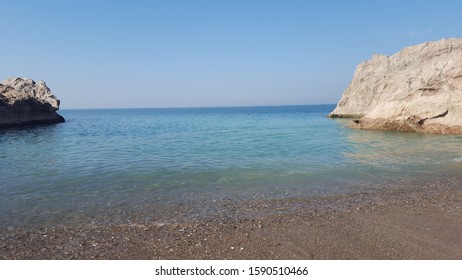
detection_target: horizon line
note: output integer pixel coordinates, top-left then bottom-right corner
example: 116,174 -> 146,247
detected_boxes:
60,103 -> 337,111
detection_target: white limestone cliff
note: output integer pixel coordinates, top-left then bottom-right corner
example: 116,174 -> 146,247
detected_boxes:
329,38 -> 462,134
0,77 -> 65,128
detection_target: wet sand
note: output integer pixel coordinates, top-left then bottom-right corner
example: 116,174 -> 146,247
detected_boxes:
1,182 -> 461,259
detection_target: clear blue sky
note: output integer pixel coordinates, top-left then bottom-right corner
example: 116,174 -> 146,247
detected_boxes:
1,0 -> 461,109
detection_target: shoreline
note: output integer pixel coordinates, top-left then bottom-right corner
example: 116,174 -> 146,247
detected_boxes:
1,182 -> 461,259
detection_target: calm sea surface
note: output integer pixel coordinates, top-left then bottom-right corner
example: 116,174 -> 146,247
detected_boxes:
1,105 -> 462,228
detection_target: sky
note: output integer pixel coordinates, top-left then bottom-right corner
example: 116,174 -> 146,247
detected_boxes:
1,0 -> 462,109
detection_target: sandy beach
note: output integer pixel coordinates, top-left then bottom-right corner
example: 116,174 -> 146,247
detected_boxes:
1,181 -> 461,260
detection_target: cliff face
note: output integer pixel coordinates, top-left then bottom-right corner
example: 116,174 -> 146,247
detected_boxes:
329,38 -> 462,134
0,77 -> 65,128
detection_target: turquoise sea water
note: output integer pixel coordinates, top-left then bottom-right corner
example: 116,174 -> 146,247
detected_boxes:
1,105 -> 462,228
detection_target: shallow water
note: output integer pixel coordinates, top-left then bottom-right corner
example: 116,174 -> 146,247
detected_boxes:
1,105 -> 462,228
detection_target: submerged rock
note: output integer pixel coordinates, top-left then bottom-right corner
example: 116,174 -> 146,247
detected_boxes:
329,38 -> 462,134
0,77 -> 65,128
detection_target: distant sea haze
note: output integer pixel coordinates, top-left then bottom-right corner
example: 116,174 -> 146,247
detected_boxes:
1,105 -> 462,228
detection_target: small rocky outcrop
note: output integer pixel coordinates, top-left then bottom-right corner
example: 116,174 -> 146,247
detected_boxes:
329,38 -> 462,134
0,77 -> 65,128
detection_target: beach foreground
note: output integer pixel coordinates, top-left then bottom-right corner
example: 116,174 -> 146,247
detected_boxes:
1,182 -> 461,260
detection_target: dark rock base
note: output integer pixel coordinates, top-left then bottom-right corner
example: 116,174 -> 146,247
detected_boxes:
0,113 -> 65,129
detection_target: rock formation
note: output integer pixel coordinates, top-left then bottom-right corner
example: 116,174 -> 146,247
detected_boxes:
0,77 -> 65,128
329,38 -> 462,134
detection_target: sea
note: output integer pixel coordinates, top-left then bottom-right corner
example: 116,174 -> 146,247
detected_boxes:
1,105 -> 462,229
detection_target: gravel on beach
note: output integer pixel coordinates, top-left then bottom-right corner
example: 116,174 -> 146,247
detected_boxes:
1,183 -> 461,260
